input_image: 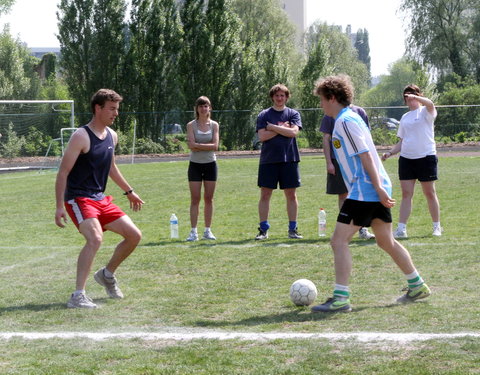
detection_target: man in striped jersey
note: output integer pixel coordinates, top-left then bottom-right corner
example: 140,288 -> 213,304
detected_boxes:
311,75 -> 431,313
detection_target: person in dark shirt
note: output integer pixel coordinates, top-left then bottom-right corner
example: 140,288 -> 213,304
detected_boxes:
255,84 -> 303,240
55,89 -> 144,309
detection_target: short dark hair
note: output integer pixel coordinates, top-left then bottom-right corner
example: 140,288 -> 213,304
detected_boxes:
91,89 -> 123,114
313,74 -> 354,107
269,84 -> 290,99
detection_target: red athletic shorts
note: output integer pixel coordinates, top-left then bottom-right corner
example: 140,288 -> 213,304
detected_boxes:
65,196 -> 126,231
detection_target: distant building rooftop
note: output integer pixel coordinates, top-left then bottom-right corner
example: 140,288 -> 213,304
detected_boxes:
28,47 -> 61,59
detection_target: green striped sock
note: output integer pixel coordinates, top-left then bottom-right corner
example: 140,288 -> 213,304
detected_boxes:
406,270 -> 424,289
333,284 -> 350,301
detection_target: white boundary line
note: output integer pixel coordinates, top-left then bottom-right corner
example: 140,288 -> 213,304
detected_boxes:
1,331 -> 479,343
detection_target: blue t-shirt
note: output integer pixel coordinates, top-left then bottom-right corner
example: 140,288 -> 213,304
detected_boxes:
332,107 -> 392,202
256,107 -> 302,164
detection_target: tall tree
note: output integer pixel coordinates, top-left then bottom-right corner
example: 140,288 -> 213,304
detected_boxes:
0,26 -> 39,99
305,22 -> 369,98
126,0 -> 183,138
57,0 -> 95,112
178,0 -> 240,111
355,28 -> 371,76
0,0 -> 14,16
57,0 -> 127,113
400,0 -> 479,81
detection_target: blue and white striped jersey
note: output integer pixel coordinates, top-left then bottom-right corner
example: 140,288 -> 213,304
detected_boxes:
331,107 -> 392,202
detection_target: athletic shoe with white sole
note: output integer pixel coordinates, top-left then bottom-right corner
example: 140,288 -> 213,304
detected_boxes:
202,229 -> 216,240
186,230 -> 199,242
432,226 -> 442,237
396,283 -> 431,303
393,228 -> 408,239
358,227 -> 375,240
67,292 -> 97,309
94,267 -> 124,299
288,228 -> 303,239
255,228 -> 268,240
311,297 -> 352,313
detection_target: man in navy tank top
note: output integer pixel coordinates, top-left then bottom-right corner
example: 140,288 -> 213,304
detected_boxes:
55,89 -> 144,309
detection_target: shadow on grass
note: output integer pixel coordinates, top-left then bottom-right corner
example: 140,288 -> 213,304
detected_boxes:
142,238 -> 331,247
0,298 -> 111,314
193,302 -> 404,328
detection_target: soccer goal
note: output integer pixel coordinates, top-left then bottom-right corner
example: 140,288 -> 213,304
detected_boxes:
0,100 -> 75,171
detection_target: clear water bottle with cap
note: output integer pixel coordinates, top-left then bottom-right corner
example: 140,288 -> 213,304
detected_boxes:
318,208 -> 327,237
170,213 -> 179,239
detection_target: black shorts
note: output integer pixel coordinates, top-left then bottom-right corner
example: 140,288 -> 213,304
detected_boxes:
398,155 -> 438,181
188,161 -> 218,182
337,199 -> 392,227
326,159 -> 348,195
258,162 -> 301,189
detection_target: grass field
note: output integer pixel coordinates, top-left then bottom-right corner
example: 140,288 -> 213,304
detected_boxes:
0,154 -> 479,374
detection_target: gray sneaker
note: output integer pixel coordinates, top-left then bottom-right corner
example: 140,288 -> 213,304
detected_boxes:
288,228 -> 303,239
67,292 -> 97,309
94,268 -> 124,299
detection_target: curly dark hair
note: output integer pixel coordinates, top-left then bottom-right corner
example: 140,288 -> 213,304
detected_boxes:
313,75 -> 353,106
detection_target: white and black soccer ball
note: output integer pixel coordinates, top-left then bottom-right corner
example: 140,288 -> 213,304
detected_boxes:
289,279 -> 318,306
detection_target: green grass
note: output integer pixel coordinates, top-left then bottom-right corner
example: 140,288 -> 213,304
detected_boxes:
0,155 -> 479,374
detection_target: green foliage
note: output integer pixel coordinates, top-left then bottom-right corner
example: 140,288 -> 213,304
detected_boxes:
400,0 -> 480,82
370,127 -> 399,146
134,137 -> 164,154
304,22 -> 369,98
0,0 -> 13,15
0,123 -> 25,158
22,126 -> 58,156
0,26 -> 40,99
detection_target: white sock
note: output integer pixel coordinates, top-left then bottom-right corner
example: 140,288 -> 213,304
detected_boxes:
73,289 -> 86,297
103,268 -> 114,278
205,227 -> 211,232
397,223 -> 406,231
433,222 -> 441,228
191,227 -> 197,233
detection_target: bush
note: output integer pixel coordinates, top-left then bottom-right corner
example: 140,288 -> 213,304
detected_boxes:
0,123 -> 26,158
370,127 -> 398,146
134,138 -> 164,154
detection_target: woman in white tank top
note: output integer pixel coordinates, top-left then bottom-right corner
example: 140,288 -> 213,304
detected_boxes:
185,96 -> 220,242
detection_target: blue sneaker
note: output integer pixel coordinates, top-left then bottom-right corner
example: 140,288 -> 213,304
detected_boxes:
311,297 -> 352,313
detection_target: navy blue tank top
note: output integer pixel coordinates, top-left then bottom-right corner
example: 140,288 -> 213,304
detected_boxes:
65,125 -> 114,201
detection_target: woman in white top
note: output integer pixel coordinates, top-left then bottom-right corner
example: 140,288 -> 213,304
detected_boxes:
382,84 -> 441,238
185,96 -> 220,241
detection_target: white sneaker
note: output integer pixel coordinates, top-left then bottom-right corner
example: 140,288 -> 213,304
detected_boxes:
432,226 -> 442,237
186,230 -> 198,242
67,292 -> 97,309
393,227 -> 408,239
202,229 -> 216,240
358,227 -> 375,240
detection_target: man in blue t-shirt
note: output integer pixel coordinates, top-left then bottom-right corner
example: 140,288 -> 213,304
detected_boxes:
311,75 -> 431,313
320,106 -> 375,240
255,84 -> 303,240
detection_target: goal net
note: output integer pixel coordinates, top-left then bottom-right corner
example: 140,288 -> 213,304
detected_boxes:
0,100 -> 75,171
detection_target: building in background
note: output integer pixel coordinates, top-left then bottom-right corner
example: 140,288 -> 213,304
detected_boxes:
280,0 -> 306,48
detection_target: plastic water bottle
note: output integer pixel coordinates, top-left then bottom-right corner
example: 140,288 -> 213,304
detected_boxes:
318,208 -> 327,237
170,213 -> 179,239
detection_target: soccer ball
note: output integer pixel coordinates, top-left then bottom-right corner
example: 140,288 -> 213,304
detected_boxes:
289,279 -> 318,306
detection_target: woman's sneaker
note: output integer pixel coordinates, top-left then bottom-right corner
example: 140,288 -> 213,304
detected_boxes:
358,227 -> 375,239
67,292 -> 97,309
394,227 -> 408,239
186,230 -> 199,242
203,229 -> 216,240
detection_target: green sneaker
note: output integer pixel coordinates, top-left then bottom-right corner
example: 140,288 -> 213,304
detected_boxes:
396,283 -> 431,303
311,297 -> 352,313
